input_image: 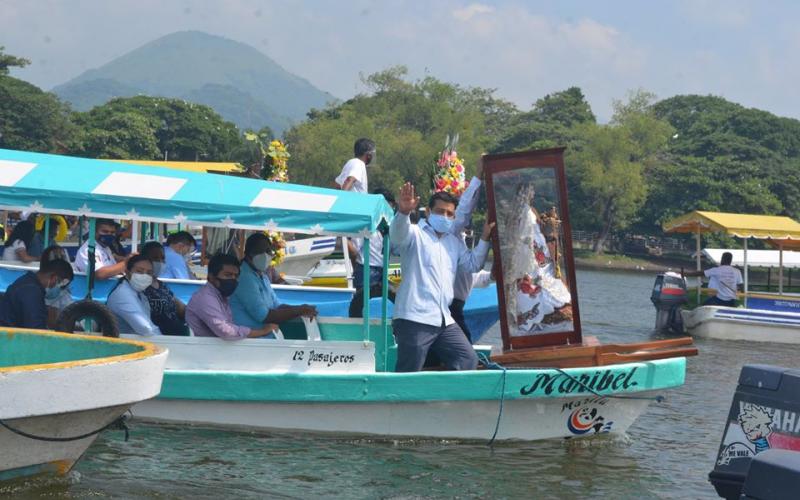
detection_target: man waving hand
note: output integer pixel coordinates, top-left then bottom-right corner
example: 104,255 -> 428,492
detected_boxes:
390,182 -> 494,372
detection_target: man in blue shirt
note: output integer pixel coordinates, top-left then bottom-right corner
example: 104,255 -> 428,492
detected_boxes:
390,182 -> 493,372
230,233 -> 318,333
0,259 -> 74,329
161,231 -> 196,280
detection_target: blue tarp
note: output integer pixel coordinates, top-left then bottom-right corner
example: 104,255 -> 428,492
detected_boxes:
0,149 -> 393,237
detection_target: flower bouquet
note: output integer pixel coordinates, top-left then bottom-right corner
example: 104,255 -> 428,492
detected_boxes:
265,230 -> 286,267
264,139 -> 290,182
244,133 -> 290,182
432,134 -> 468,196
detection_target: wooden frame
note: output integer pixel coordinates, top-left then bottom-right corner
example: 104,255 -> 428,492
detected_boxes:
484,147 -> 582,351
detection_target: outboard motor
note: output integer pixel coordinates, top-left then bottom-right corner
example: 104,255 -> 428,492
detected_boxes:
651,272 -> 687,334
709,364 -> 800,499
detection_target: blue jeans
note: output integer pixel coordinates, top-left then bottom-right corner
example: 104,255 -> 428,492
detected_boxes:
353,265 -> 383,290
392,318 -> 478,372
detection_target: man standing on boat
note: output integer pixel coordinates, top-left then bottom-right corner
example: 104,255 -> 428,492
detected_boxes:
335,138 -> 374,195
390,182 -> 493,372
683,251 -> 743,307
335,138 -> 383,289
74,218 -> 129,279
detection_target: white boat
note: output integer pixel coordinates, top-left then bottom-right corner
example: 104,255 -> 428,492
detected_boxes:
0,147 -> 691,443
275,236 -> 337,277
124,320 -> 686,441
664,211 -> 800,343
0,329 -> 166,481
681,306 -> 800,344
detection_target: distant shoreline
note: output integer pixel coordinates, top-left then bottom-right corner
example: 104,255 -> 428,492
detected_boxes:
574,253 -> 694,274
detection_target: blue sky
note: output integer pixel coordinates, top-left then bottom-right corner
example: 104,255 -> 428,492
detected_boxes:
3,0 -> 798,121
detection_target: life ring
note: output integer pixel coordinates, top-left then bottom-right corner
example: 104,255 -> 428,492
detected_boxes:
55,300 -> 120,337
34,215 -> 69,242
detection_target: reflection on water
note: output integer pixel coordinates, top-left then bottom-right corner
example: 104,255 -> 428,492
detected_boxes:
15,269 -> 800,499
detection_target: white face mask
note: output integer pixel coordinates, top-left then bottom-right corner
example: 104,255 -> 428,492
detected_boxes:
129,273 -> 153,292
152,261 -> 164,276
252,253 -> 270,272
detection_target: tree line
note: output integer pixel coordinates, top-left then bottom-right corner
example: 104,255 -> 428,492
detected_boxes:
3,48 -> 800,253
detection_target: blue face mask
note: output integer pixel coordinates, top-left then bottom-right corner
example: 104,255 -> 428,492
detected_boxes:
45,285 -> 62,300
428,213 -> 454,234
98,234 -> 116,248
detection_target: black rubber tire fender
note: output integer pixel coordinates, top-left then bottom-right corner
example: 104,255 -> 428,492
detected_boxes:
55,299 -> 120,338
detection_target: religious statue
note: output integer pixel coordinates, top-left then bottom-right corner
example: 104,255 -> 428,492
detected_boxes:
500,183 -> 573,336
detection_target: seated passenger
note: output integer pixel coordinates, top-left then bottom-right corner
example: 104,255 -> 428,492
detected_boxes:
140,241 -> 188,335
161,231 -> 197,280
0,258 -> 74,329
41,245 -> 75,323
106,255 -> 162,336
74,218 -> 129,279
186,253 -> 278,340
2,220 -> 38,263
230,233 -> 317,330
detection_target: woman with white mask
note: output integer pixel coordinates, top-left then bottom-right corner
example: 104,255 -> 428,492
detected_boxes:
106,254 -> 162,336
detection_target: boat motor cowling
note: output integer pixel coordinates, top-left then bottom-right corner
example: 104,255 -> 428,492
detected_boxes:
651,272 -> 687,334
709,364 -> 800,499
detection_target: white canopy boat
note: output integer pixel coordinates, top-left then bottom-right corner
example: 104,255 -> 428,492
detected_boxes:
664,211 -> 800,344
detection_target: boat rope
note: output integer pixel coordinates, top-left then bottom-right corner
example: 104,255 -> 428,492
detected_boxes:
477,352 -> 507,446
0,411 -> 131,443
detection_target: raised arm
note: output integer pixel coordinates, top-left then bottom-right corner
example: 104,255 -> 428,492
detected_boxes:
390,182 -> 420,251
457,221 -> 495,274
452,155 -> 484,235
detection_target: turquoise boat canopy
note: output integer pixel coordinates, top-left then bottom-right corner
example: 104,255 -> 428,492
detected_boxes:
0,149 -> 393,237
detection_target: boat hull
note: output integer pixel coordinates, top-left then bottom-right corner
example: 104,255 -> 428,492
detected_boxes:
134,395 -> 652,441
0,330 -> 167,481
133,357 -> 686,441
0,405 -> 128,481
682,306 -> 800,344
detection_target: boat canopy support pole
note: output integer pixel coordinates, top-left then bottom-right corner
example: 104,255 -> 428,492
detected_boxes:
381,230 -> 390,373
131,219 -> 139,254
43,215 -> 50,248
695,229 -> 701,305
362,237 -> 370,341
343,237 -> 354,289
743,237 -> 749,308
779,242 -> 784,295
86,218 -> 96,301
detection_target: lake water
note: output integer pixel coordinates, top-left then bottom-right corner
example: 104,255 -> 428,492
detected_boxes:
5,269 -> 798,499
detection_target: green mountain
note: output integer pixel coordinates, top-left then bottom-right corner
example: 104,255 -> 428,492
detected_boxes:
52,31 -> 335,134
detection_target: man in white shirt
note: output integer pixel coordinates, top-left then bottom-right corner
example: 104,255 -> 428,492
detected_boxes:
390,182 -> 494,372
74,219 -> 128,280
685,251 -> 743,307
335,138 -> 375,194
